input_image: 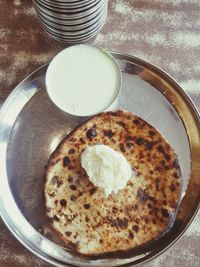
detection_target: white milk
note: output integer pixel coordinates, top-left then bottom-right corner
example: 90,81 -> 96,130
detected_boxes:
46,45 -> 121,116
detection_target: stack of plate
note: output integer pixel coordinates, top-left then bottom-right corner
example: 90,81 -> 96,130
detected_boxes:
33,0 -> 108,43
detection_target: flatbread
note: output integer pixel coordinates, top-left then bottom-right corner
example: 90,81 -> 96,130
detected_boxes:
44,110 -> 182,255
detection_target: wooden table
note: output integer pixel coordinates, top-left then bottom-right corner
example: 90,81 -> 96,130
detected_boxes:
0,0 -> 200,266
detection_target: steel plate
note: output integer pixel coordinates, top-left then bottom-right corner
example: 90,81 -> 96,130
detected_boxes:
0,52 -> 200,267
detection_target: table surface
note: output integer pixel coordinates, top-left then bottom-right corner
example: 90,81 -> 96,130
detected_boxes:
0,0 -> 200,266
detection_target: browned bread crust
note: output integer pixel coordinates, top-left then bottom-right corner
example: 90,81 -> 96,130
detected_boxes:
44,110 -> 182,255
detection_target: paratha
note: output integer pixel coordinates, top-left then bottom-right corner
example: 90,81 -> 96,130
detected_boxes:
44,110 -> 182,255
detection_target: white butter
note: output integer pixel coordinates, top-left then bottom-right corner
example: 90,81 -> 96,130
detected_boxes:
81,145 -> 132,195
46,45 -> 121,116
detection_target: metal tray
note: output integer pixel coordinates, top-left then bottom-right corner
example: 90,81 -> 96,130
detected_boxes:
0,52 -> 200,267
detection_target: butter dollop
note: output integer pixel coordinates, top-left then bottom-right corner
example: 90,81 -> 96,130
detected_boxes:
81,145 -> 132,195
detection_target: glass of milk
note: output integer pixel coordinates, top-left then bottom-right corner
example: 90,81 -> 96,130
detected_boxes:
45,44 -> 121,117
